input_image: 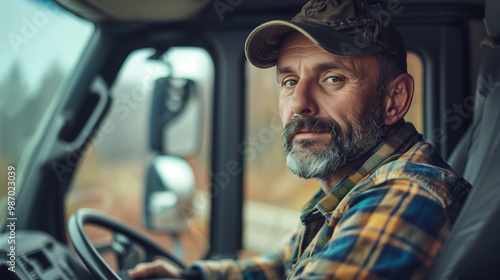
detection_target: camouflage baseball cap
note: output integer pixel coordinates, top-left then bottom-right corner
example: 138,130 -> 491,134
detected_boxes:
245,0 -> 407,71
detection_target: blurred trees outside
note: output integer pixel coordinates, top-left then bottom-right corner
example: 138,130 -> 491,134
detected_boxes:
0,61 -> 64,200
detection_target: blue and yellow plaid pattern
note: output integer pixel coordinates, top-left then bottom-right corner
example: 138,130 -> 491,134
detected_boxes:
193,123 -> 471,279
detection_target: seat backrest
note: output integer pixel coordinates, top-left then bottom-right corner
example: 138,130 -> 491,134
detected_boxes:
426,0 -> 500,278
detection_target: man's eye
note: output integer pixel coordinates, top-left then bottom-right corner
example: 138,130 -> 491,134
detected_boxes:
326,76 -> 343,83
283,79 -> 298,87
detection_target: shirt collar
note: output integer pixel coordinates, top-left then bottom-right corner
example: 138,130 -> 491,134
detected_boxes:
300,122 -> 422,224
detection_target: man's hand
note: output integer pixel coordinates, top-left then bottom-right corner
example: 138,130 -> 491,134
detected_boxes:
128,259 -> 183,279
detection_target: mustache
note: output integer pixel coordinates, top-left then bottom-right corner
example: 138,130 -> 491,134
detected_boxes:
282,116 -> 342,148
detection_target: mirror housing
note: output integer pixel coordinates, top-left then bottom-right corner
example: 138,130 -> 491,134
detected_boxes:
149,76 -> 202,157
143,156 -> 195,232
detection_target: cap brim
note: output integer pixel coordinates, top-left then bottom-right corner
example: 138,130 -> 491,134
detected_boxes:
245,20 -> 382,69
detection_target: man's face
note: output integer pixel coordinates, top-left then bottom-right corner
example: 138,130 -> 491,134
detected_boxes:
276,33 -> 385,180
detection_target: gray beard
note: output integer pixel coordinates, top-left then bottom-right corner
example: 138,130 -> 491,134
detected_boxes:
282,107 -> 384,181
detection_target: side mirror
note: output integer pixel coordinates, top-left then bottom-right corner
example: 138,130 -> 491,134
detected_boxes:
143,156 -> 195,232
149,76 -> 202,156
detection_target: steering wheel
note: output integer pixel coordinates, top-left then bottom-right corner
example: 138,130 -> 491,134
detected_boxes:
68,208 -> 186,279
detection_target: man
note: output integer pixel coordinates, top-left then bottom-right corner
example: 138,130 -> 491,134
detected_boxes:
130,0 -> 471,279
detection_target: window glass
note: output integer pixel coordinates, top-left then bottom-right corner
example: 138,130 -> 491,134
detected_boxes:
0,0 -> 93,220
65,47 -> 213,265
243,51 -> 424,254
406,52 -> 424,133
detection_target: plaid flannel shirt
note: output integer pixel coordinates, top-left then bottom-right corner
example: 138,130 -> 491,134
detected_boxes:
193,123 -> 471,280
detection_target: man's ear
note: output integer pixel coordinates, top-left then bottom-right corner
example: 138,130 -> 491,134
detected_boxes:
382,73 -> 414,126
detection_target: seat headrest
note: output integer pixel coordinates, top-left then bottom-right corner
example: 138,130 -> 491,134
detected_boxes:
485,0 -> 500,39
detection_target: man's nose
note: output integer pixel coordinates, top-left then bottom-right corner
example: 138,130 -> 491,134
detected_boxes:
289,79 -> 318,117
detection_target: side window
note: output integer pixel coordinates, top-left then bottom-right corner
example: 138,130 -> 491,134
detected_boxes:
0,0 -> 93,218
243,51 -> 425,254
65,47 -> 214,265
406,52 -> 424,133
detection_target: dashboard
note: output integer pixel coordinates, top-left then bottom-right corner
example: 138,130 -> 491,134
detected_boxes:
0,231 -> 93,280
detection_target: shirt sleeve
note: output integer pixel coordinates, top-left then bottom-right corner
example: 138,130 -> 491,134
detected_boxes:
191,228 -> 300,280
295,179 -> 450,280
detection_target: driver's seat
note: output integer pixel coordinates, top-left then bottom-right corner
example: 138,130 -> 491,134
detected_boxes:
426,0 -> 500,278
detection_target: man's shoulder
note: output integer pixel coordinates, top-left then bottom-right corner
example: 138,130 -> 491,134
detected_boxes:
361,140 -> 471,215
397,140 -> 451,169
373,140 -> 467,185
337,140 -> 471,228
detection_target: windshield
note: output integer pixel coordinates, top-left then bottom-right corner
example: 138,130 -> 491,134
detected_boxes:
0,0 -> 93,220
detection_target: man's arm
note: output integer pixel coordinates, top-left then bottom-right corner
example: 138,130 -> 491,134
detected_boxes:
190,227 -> 300,280
191,253 -> 285,280
129,226 -> 299,279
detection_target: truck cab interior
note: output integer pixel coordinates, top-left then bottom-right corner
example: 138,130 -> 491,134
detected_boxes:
1,0 -> 499,279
